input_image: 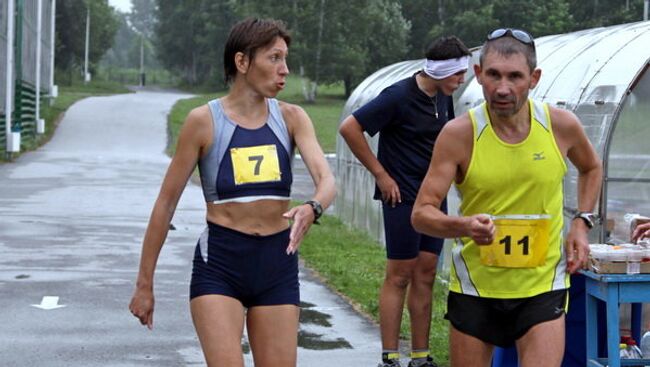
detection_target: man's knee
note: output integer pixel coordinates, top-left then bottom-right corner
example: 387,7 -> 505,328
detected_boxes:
385,268 -> 414,289
414,253 -> 439,279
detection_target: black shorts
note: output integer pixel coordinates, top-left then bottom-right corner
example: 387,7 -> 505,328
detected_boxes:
190,221 -> 299,308
382,200 -> 447,260
445,289 -> 568,347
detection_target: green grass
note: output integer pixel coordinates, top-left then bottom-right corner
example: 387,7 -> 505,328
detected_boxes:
300,214 -> 450,366
167,75 -> 345,153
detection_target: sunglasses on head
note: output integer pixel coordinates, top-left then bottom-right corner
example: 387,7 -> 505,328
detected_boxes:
487,28 -> 535,46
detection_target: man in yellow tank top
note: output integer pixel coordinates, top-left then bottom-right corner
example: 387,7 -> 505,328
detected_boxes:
412,28 -> 602,367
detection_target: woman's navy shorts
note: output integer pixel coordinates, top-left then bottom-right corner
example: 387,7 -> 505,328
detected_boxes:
190,221 -> 299,308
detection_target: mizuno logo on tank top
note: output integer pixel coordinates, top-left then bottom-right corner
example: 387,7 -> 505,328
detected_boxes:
198,98 -> 294,204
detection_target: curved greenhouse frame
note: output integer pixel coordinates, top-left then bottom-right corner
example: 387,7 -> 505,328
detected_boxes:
336,21 -> 650,245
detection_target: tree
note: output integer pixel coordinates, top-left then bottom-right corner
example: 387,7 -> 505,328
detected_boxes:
427,0 -> 573,48
155,0 -> 238,87
130,0 -> 157,38
567,0 -> 646,30
56,0 -> 118,75
401,0 -> 438,59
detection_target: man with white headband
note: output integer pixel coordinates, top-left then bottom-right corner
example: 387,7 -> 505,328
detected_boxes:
339,36 -> 470,367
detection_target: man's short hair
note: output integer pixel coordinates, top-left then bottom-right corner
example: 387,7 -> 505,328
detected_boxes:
425,36 -> 471,61
479,36 -> 537,72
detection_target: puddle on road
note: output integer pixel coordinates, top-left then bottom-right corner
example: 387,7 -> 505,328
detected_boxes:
300,301 -> 332,327
237,301 -> 352,353
298,330 -> 352,350
297,301 -> 352,350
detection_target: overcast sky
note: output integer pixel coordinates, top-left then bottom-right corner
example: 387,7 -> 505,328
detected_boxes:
108,0 -> 131,13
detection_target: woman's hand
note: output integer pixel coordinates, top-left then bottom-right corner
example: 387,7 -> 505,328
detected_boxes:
282,204 -> 315,255
129,286 -> 155,330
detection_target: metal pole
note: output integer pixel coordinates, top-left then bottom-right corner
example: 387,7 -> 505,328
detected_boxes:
139,34 -> 144,86
5,0 -> 15,153
49,0 -> 56,98
35,0 -> 43,133
645,0 -> 649,21
84,6 -> 89,83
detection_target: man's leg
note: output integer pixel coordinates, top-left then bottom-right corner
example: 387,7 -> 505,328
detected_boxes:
516,315 -> 565,367
449,325 -> 494,367
380,258 -> 417,351
407,251 -> 438,350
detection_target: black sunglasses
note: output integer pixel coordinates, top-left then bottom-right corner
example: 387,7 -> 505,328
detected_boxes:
487,28 -> 535,46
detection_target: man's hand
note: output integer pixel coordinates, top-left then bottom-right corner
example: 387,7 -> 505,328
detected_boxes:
632,221 -> 650,243
376,171 -> 401,207
466,214 -> 495,245
565,220 -> 590,273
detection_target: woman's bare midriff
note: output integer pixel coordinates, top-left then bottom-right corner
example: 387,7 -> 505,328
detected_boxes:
206,199 -> 291,236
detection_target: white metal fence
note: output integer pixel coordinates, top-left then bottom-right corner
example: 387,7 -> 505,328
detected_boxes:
1,0 -> 56,154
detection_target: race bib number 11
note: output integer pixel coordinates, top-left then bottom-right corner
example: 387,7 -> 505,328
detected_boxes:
479,215 -> 551,268
230,144 -> 281,185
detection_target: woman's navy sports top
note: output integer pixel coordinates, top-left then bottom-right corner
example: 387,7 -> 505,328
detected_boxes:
199,98 -> 294,204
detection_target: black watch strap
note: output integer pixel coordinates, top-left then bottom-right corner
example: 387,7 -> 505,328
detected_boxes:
304,200 -> 323,224
573,212 -> 595,229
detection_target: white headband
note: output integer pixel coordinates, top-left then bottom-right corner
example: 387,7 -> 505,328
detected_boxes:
422,56 -> 469,80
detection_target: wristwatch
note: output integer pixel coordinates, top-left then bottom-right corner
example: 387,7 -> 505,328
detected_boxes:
304,200 -> 323,224
573,212 -> 595,229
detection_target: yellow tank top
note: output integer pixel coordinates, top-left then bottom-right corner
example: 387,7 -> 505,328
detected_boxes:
450,100 -> 569,298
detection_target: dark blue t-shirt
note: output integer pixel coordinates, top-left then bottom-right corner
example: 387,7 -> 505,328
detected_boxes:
353,72 -> 454,203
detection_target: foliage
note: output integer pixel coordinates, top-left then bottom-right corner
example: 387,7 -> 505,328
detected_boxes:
130,0 -> 157,38
150,0 -> 648,97
55,0 -> 118,74
401,0 -> 441,59
567,0 -> 647,30
426,0 -> 646,49
152,0 -> 409,97
101,11 -> 158,70
155,0 -> 238,87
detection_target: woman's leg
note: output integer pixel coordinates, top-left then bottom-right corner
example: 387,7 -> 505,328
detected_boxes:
246,304 -> 300,367
191,295 -> 246,367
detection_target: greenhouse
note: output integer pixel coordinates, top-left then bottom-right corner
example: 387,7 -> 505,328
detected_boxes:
335,20 -> 650,246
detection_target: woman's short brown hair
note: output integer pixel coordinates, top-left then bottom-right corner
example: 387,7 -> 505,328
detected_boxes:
223,18 -> 291,84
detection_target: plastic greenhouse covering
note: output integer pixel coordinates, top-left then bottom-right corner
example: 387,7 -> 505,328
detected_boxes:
335,21 -> 650,246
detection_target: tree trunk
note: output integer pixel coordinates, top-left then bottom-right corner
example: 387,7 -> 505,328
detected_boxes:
313,0 -> 326,87
344,75 -> 352,98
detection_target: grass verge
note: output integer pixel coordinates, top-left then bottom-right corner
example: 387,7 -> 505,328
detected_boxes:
300,214 -> 450,366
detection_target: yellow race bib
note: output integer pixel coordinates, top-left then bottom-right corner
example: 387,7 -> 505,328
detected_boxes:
230,144 -> 281,185
479,215 -> 551,268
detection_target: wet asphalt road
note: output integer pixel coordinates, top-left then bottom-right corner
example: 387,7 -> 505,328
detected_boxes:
0,91 -> 380,366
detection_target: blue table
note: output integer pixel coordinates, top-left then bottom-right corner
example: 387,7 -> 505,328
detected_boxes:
582,270 -> 649,367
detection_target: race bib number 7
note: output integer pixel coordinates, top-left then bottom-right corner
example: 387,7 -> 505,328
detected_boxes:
479,215 -> 551,268
230,144 -> 281,185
